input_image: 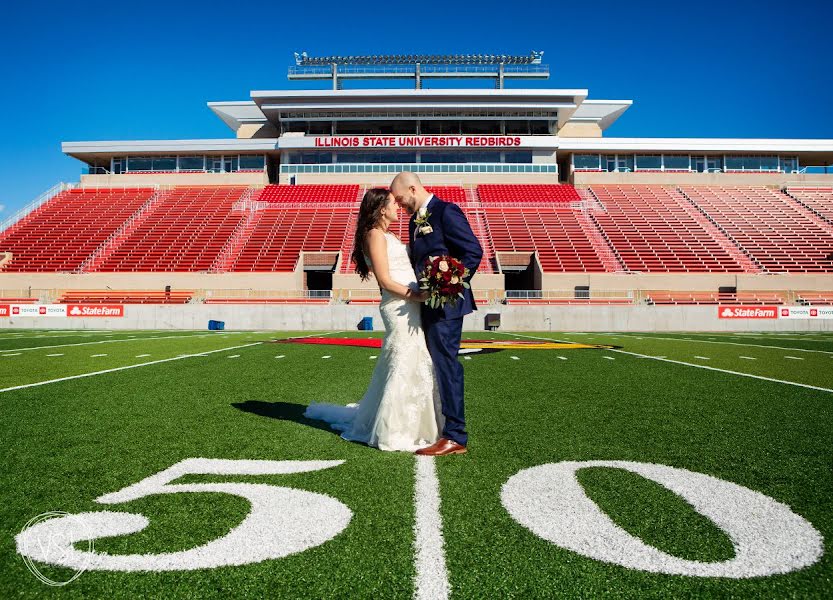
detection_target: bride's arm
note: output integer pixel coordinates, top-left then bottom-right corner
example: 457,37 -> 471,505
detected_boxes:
366,229 -> 425,302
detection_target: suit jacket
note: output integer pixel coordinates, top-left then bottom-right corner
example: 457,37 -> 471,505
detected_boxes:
409,196 -> 484,321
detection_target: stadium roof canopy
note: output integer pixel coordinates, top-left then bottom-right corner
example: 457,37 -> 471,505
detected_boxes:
207,89 -> 635,133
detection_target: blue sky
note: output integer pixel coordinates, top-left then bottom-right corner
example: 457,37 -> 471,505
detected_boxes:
1,0 -> 830,216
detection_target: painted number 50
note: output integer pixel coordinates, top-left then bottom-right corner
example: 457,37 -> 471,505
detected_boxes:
16,458 -> 352,571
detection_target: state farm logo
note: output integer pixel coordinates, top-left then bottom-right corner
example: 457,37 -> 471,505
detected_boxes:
66,304 -> 125,317
0,305 -> 9,317
718,305 -> 778,319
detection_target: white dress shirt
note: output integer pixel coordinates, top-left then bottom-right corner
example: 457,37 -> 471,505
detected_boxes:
417,194 -> 434,217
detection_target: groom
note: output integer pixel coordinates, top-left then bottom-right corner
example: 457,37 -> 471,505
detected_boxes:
390,172 -> 483,456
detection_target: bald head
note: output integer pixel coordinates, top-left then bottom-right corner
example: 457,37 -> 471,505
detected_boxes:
390,171 -> 430,215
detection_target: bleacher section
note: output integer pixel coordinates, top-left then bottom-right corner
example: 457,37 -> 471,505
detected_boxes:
2,184 -> 832,279
795,291 -> 833,306
477,184 -> 580,204
587,185 -> 746,273
57,290 -> 193,304
229,205 -> 352,272
483,206 -> 606,272
504,297 -> 632,305
0,188 -> 155,272
679,186 -> 833,273
645,291 -> 786,305
256,184 -> 359,204
785,187 -> 833,224
95,186 -> 248,272
203,296 -> 330,304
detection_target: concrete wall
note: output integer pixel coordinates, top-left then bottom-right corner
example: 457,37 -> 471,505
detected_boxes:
2,273 -> 830,303
236,124 -> 280,139
2,304 -> 831,332
539,273 -> 833,293
572,171 -> 833,186
557,123 -> 602,137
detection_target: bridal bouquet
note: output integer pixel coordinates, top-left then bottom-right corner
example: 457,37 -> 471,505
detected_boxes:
418,255 -> 470,308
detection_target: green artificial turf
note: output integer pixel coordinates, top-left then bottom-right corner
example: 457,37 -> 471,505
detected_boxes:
1,329 -> 831,598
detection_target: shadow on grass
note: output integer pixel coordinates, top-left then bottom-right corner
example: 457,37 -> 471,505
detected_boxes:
232,400 -> 340,435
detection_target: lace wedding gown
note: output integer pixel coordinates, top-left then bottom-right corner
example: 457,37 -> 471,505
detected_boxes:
304,231 -> 444,452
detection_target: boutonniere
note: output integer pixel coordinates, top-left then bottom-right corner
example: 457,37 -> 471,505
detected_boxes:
414,211 -> 433,236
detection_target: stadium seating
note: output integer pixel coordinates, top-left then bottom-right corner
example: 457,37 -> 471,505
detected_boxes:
645,291 -> 786,305
229,204 -> 352,272
587,185 -> 746,273
0,297 -> 39,303
95,186 -> 248,272
256,184 -> 360,204
424,186 -> 468,204
504,297 -> 633,305
2,183 -> 831,282
57,290 -> 193,304
203,297 -> 330,304
483,205 -> 607,272
680,186 -> 833,273
795,291 -> 833,305
0,188 -> 155,272
785,187 -> 833,223
477,184 -> 581,204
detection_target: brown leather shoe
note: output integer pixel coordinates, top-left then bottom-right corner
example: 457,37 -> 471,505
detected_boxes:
415,438 -> 467,456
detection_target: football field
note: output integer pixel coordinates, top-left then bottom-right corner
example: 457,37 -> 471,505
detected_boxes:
1,328 -> 831,598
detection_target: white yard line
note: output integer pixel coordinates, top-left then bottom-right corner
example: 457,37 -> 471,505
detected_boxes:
694,356 -> 711,360
413,456 -> 450,600
0,343 -> 262,394
784,356 -> 804,360
506,333 -> 833,394
2,353 -> 22,357
603,356 -> 615,360
0,332 -> 240,353
739,356 -> 757,360
607,333 -> 833,355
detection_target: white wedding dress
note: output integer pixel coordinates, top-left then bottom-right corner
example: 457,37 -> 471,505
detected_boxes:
304,231 -> 444,452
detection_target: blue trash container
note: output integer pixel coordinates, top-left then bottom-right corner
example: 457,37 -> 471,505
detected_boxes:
358,316 -> 373,331
208,320 -> 225,331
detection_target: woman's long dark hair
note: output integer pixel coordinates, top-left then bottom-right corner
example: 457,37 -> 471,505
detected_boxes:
352,188 -> 391,281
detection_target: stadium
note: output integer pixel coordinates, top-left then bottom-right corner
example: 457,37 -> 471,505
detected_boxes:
1,42 -> 832,599
0,50 -> 831,331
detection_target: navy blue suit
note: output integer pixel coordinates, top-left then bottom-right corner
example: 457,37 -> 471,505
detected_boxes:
409,196 -> 483,446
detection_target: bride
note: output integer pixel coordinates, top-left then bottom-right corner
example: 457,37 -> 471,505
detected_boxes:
304,188 -> 444,452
